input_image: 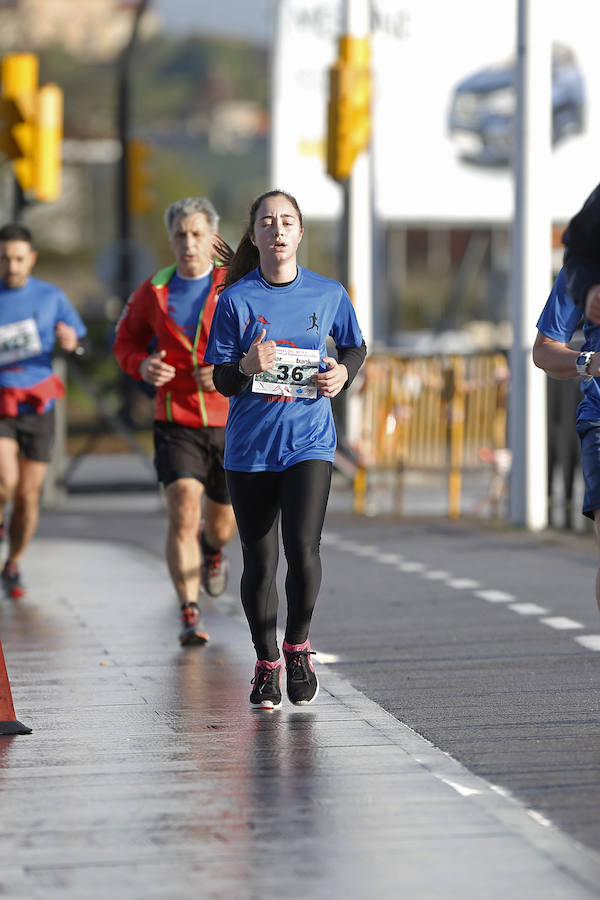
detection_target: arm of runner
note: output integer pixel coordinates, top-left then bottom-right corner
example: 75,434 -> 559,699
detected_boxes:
55,321 -> 79,352
192,364 -> 217,392
139,349 -> 176,386
314,357 -> 349,399
239,329 -> 277,375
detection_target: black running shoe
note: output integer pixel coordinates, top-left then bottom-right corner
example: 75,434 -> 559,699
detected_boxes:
179,602 -> 209,646
283,640 -> 319,706
2,562 -> 24,599
250,661 -> 282,710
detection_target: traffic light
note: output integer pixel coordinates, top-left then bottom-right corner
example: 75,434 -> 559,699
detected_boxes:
34,84 -> 63,202
326,36 -> 371,182
127,139 -> 155,216
0,53 -> 38,194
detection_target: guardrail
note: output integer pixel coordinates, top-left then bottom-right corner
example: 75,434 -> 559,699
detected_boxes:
351,351 -> 510,518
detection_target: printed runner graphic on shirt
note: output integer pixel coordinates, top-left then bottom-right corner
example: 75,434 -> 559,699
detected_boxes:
252,346 -> 319,399
0,318 -> 43,366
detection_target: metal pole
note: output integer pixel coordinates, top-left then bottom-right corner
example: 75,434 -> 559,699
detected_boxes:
340,0 -> 372,453
345,0 -> 373,347
508,0 -> 550,530
116,0 -> 149,304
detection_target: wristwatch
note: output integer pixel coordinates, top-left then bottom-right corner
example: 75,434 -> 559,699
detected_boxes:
576,350 -> 595,380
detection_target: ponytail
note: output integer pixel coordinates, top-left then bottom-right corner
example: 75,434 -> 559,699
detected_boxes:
222,231 -> 259,290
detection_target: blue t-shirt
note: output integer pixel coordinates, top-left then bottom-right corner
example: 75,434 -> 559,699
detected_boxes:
0,277 -> 86,413
204,266 -> 364,471
166,270 -> 213,343
536,267 -> 600,421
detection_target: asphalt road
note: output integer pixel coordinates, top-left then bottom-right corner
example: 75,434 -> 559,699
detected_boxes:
36,472 -> 600,858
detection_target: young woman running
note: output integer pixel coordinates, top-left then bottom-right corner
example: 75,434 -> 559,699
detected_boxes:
205,190 -> 366,709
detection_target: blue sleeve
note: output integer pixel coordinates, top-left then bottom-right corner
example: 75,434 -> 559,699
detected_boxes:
331,286 -> 364,348
536,269 -> 582,342
57,291 -> 87,339
205,293 -> 240,364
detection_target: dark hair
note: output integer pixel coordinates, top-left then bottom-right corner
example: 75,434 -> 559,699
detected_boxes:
222,190 -> 303,290
0,223 -> 34,247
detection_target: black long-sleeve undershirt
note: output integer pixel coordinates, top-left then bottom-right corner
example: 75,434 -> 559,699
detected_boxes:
212,340 -> 367,398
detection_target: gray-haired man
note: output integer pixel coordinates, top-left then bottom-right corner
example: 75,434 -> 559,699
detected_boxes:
114,198 -> 236,645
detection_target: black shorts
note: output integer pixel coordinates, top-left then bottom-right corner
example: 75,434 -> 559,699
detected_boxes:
0,408 -> 55,462
153,420 -> 230,504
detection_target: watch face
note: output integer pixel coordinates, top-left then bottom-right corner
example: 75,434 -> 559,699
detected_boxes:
577,352 -> 591,374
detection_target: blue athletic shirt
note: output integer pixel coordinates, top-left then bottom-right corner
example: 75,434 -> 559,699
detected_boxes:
166,270 -> 213,341
204,265 -> 364,471
0,277 -> 87,413
536,267 -> 600,422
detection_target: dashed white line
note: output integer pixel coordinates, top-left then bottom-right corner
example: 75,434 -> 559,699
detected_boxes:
375,553 -> 404,565
324,532 -> 600,657
574,635 -> 600,651
541,616 -> 583,631
475,589 -> 515,603
509,603 -> 549,616
397,561 -> 426,572
447,578 -> 480,590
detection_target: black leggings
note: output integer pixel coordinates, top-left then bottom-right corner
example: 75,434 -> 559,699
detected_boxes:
226,460 -> 332,661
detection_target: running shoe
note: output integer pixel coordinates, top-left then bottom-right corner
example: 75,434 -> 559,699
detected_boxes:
200,545 -> 229,597
250,660 -> 282,710
179,602 -> 209,646
283,640 -> 319,706
2,562 -> 25,599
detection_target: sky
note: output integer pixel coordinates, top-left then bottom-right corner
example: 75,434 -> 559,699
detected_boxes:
151,0 -> 275,44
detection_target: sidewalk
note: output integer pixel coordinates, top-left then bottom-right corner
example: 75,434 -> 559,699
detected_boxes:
1,535 -> 600,899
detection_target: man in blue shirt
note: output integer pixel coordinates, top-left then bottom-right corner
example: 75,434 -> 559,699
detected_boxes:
533,268 -> 600,612
0,223 -> 87,598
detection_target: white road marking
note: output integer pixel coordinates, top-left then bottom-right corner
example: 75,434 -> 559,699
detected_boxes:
314,652 -> 339,664
397,561 -> 426,572
424,570 -> 451,580
541,616 -> 583,631
509,603 -> 549,616
574,634 -> 600,651
527,809 -> 552,828
375,553 -> 404,564
438,776 -> 482,798
475,589 -> 515,603
447,578 -> 480,590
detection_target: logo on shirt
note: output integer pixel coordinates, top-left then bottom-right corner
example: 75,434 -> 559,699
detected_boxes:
307,312 -> 319,333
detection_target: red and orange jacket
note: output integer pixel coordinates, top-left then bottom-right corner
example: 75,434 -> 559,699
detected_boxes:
113,263 -> 229,427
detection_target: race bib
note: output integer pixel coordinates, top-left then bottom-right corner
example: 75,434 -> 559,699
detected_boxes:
252,346 -> 319,399
0,318 -> 43,365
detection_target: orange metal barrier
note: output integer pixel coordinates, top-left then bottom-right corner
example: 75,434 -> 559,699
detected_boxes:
352,352 -> 509,517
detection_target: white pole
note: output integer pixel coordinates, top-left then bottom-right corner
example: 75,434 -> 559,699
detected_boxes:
345,0 -> 373,347
508,0 -> 550,530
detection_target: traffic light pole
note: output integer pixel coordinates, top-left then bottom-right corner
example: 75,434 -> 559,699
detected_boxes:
338,0 -> 373,449
116,0 -> 148,304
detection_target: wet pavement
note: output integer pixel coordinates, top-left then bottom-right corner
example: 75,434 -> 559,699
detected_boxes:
1,532 -> 600,899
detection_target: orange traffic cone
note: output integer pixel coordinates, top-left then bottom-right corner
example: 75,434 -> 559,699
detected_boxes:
0,639 -> 31,735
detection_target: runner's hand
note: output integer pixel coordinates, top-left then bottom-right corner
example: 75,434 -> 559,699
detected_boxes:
139,350 -> 176,386
242,328 -> 277,375
193,364 -> 216,391
585,285 -> 600,325
315,357 -> 348,399
55,321 -> 78,352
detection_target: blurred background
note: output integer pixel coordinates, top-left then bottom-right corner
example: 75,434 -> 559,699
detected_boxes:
0,0 -> 592,528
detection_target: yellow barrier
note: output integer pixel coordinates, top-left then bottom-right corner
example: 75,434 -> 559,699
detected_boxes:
352,352 -> 509,517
